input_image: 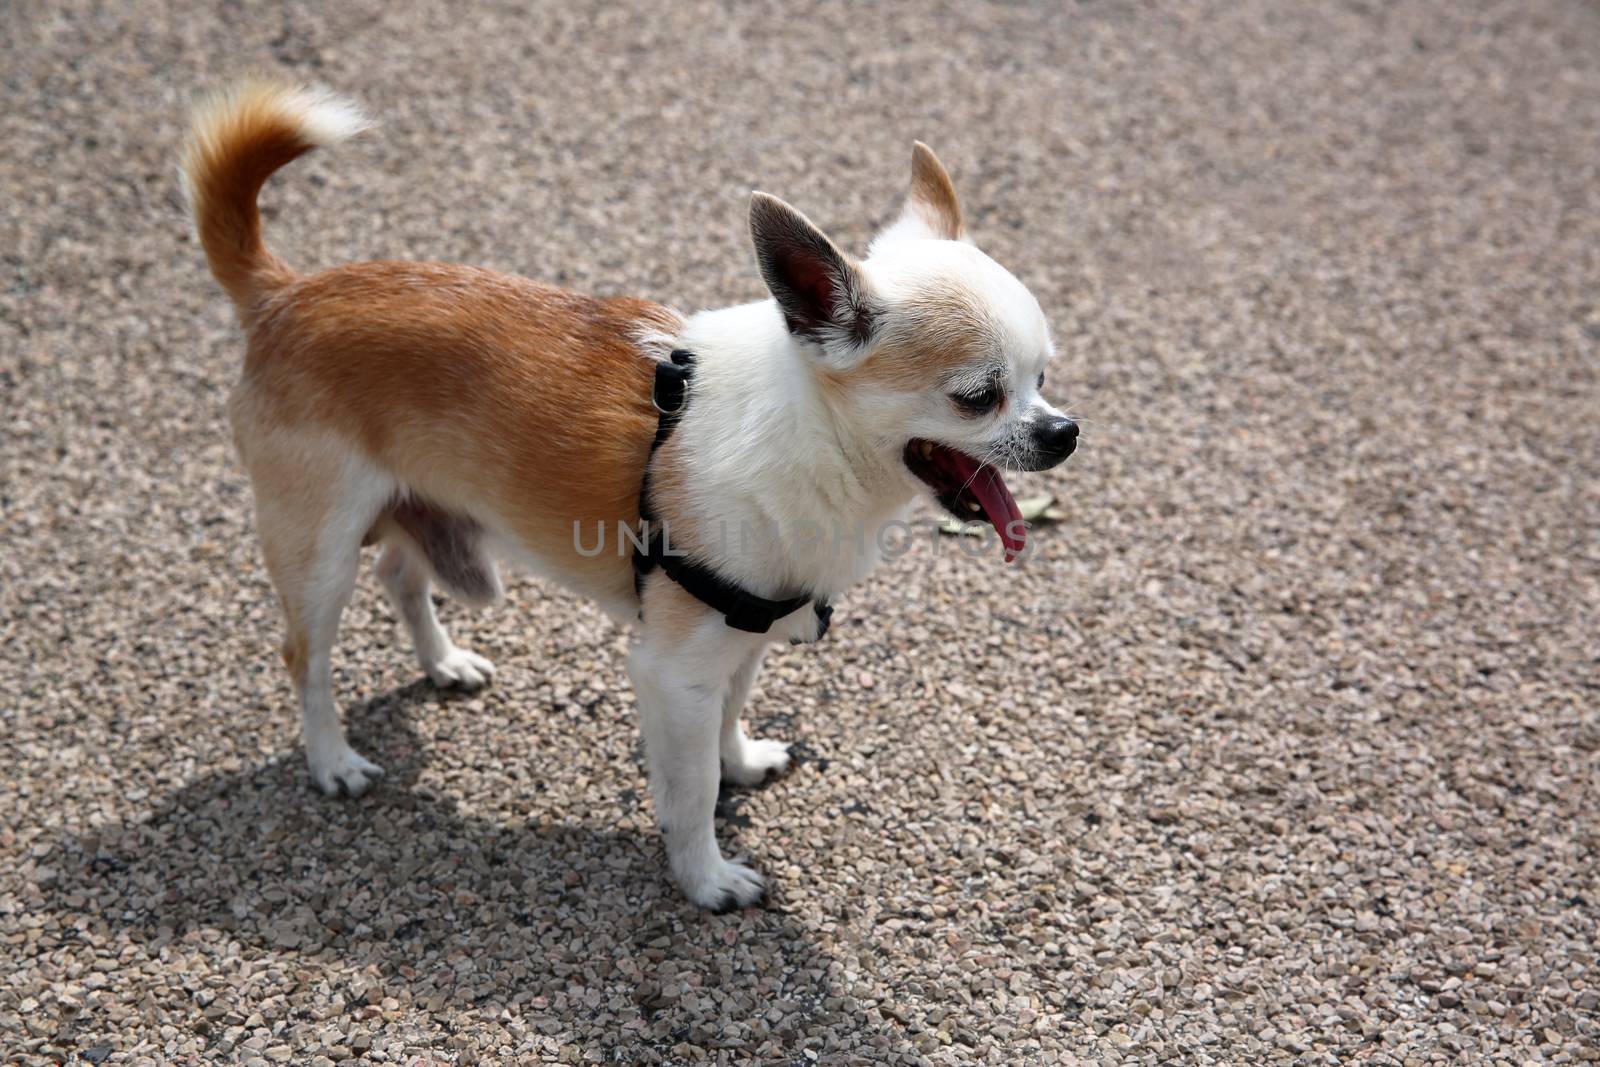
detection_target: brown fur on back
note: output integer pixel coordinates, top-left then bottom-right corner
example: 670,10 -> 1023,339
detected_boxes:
237,259 -> 683,602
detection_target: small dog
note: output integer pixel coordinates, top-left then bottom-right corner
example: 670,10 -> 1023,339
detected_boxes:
181,82 -> 1078,909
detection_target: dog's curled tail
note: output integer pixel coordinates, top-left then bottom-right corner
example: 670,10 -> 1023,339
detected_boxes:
180,80 -> 368,320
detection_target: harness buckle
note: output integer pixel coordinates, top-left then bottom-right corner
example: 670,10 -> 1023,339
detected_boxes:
651,360 -> 689,414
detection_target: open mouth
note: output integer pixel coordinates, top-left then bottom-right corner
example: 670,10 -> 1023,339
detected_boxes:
903,440 -> 1025,561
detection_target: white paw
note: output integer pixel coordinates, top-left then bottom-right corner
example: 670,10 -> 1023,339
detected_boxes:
308,742 -> 384,797
722,738 -> 791,787
423,646 -> 496,690
675,855 -> 767,912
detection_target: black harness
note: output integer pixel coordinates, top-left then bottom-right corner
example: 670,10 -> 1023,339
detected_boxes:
632,349 -> 832,638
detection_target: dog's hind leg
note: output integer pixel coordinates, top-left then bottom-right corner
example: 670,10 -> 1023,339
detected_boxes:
375,535 -> 496,690
246,436 -> 391,796
719,650 -> 791,787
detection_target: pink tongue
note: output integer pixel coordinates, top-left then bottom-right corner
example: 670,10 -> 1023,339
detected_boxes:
941,449 -> 1026,562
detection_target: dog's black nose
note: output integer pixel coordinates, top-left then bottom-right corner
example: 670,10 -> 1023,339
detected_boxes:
1034,416 -> 1078,463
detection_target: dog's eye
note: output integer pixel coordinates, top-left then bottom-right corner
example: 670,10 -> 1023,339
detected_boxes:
1037,371 -> 1046,390
950,384 -> 1003,416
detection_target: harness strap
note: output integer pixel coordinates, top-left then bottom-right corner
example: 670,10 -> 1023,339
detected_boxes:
633,349 -> 831,638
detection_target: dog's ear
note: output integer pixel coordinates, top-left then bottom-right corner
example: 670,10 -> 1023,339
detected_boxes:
750,192 -> 877,352
870,142 -> 968,254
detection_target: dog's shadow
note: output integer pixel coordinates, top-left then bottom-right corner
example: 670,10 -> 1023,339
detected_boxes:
39,682 -> 914,1060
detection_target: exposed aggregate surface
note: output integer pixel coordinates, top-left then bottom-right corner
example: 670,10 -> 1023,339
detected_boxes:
3,1 -> 1598,1064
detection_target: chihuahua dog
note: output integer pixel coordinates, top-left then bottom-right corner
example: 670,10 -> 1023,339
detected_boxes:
181,82 -> 1077,910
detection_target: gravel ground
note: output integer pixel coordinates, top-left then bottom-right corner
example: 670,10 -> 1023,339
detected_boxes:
4,1 -> 1599,1064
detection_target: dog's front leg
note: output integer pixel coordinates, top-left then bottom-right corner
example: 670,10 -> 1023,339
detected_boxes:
720,651 -> 791,786
629,638 -> 767,911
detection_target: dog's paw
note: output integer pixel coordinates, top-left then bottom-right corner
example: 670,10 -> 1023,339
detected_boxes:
677,856 -> 767,912
309,743 -> 384,797
721,738 -> 791,787
423,646 -> 496,690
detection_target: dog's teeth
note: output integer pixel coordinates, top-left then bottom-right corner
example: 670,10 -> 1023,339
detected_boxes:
968,500 -> 981,513
920,441 -> 934,459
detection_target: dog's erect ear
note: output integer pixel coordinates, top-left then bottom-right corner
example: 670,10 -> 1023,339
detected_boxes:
907,142 -> 965,240
870,142 -> 968,254
750,192 -> 876,351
